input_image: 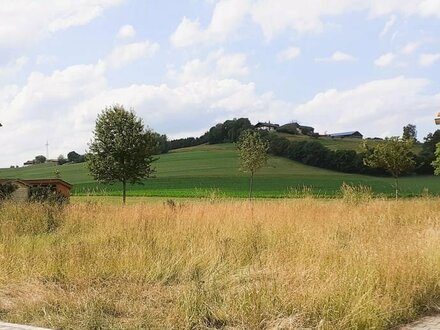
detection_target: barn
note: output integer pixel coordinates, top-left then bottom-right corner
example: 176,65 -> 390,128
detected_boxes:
329,131 -> 363,139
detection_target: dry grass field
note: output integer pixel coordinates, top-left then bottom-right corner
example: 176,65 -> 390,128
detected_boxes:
1,198 -> 440,329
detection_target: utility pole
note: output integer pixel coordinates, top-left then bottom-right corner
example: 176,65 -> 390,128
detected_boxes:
45,141 -> 49,159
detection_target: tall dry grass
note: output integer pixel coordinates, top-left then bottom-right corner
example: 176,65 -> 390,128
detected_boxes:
1,199 -> 440,329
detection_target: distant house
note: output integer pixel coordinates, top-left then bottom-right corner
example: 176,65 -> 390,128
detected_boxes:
23,160 -> 34,166
0,179 -> 73,202
329,131 -> 363,139
255,122 -> 280,131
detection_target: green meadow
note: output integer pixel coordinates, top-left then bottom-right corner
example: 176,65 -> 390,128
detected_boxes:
0,143 -> 439,198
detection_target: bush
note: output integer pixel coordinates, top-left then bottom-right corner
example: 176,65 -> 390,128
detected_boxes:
0,183 -> 17,200
28,185 -> 68,205
276,123 -> 300,135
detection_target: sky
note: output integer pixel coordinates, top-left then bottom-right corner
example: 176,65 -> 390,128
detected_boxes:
0,0 -> 440,167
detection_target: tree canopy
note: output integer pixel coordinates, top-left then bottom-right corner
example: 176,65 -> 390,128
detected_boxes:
87,105 -> 157,204
363,137 -> 415,198
402,124 -> 417,141
237,130 -> 269,198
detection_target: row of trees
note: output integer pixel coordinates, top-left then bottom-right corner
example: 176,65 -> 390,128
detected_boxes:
265,127 -> 440,176
166,118 -> 253,150
267,134 -> 381,175
57,151 -> 86,165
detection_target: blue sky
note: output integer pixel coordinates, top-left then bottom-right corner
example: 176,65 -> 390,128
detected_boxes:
0,0 -> 440,167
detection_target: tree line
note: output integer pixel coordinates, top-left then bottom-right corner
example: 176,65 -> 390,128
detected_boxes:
263,127 -> 440,176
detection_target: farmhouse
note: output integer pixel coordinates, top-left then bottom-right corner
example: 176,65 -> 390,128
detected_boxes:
329,131 -> 363,139
0,179 -> 72,201
255,122 -> 280,131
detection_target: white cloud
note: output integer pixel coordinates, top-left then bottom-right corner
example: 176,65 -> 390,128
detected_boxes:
0,56 -> 29,78
295,76 -> 440,138
0,0 -> 126,48
401,41 -> 420,55
316,51 -> 356,62
170,0 -> 250,48
374,52 -> 395,67
105,41 -> 160,68
277,47 -> 301,62
1,55 -> 440,168
117,24 -> 136,39
0,62 -> 108,165
419,53 -> 440,67
171,0 -> 440,47
380,14 -> 396,38
36,55 -> 58,66
167,49 -> 249,83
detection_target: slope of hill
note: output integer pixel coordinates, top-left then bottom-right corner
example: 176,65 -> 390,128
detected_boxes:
0,143 -> 438,197
275,133 -> 423,153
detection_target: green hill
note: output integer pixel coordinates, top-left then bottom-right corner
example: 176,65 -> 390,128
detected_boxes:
0,143 -> 438,197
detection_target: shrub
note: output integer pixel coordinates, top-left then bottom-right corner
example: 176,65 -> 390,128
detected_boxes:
0,182 -> 17,200
28,185 -> 68,205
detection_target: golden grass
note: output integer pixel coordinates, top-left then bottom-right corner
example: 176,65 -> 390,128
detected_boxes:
1,199 -> 440,329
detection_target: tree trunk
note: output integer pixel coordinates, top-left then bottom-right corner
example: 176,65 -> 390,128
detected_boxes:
122,180 -> 126,205
249,171 -> 254,200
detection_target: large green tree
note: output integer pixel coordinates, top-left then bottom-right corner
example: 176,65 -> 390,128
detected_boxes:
402,124 -> 417,141
88,105 -> 157,204
363,137 -> 415,198
237,130 -> 269,199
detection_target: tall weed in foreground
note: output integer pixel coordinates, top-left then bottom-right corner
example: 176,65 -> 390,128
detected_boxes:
1,199 -> 440,329
340,182 -> 373,203
286,185 -> 314,198
0,202 -> 64,237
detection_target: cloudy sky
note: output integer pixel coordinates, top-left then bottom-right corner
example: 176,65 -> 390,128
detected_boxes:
1,0 -> 440,167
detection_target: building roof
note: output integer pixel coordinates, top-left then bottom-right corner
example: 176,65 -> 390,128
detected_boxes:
329,131 -> 362,137
0,179 -> 72,189
255,122 -> 280,128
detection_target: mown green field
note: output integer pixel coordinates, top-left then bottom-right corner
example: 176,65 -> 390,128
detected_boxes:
0,143 -> 438,198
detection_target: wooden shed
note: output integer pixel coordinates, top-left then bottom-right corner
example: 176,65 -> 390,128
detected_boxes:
0,179 -> 72,201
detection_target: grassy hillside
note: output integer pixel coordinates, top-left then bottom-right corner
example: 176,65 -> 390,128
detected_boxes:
0,143 -> 438,197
